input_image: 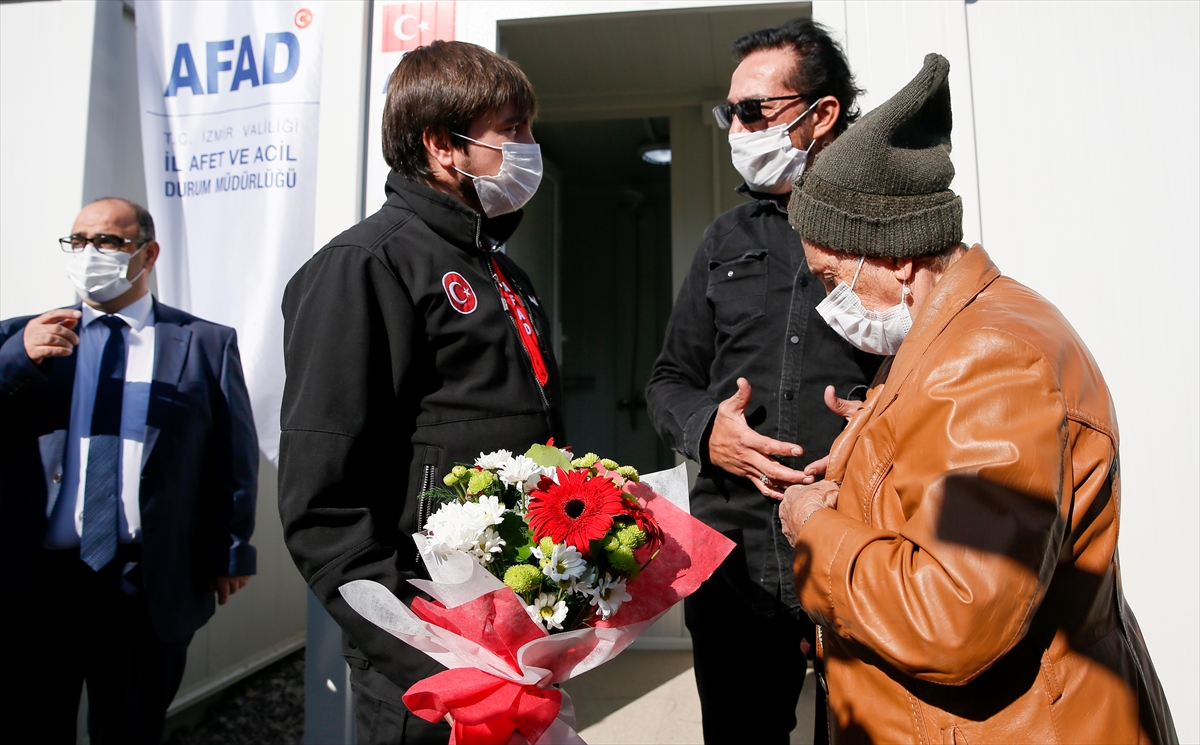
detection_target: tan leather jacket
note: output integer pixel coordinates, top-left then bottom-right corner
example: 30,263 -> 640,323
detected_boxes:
794,247 -> 1176,744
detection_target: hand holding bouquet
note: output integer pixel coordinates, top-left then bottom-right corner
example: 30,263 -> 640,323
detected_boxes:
341,444 -> 734,744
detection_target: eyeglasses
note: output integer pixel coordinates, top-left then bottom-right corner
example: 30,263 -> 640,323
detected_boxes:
712,93 -> 810,129
59,233 -> 147,253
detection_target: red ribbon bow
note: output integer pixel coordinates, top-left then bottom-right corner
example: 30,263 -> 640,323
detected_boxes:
403,667 -> 563,745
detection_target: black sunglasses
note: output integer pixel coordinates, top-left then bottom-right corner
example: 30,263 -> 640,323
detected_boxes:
712,93 -> 811,129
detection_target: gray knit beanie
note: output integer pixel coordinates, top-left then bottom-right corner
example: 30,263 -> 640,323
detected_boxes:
789,53 -> 962,257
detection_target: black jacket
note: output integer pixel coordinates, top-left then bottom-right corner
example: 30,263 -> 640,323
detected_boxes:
279,173 -> 565,689
646,186 -> 881,617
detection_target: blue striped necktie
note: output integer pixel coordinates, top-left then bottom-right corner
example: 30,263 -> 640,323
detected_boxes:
80,315 -> 127,571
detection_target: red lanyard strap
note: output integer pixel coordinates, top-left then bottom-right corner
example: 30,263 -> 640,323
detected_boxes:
491,257 -> 549,387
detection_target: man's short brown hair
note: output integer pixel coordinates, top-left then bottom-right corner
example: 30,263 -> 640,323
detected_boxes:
381,41 -> 537,183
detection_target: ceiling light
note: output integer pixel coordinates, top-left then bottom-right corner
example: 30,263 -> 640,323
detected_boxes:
638,142 -> 672,165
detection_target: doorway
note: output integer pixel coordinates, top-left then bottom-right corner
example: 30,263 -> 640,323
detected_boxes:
500,2 -> 811,647
501,1 -> 809,470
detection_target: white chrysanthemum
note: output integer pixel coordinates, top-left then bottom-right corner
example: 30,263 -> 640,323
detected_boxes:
566,565 -> 597,596
474,449 -> 512,471
499,455 -> 546,490
471,494 -> 506,527
414,533 -> 457,565
423,501 -> 506,563
470,527 -> 504,564
542,543 -> 587,582
528,592 -> 568,631
585,574 -> 632,620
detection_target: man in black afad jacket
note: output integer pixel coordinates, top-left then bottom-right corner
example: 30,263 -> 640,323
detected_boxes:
646,21 -> 881,745
279,41 -> 563,745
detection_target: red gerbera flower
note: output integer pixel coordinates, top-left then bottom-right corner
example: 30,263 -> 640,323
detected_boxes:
527,468 -> 624,554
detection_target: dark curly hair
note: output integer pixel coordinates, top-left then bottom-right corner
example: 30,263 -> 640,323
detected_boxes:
732,19 -> 863,135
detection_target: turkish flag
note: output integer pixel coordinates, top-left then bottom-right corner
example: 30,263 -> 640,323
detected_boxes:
381,2 -> 456,53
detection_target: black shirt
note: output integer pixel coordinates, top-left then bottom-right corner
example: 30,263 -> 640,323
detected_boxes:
646,185 -> 881,616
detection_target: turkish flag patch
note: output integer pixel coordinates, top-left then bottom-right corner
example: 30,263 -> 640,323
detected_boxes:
442,272 -> 477,314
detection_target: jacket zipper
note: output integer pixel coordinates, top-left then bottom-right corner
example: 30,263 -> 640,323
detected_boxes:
484,254 -> 551,411
415,464 -> 437,563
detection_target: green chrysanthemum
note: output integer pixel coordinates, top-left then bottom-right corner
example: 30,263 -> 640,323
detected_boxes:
607,545 -> 638,572
600,458 -> 619,470
616,465 -> 640,482
537,537 -> 556,569
504,564 -> 544,595
616,524 -> 647,549
571,453 -> 600,469
600,534 -> 620,552
467,470 -> 496,494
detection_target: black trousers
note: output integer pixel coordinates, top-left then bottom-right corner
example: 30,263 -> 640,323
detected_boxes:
685,575 -> 813,745
349,657 -> 452,745
5,547 -> 191,745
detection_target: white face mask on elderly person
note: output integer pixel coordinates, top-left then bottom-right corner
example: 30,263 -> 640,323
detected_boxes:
452,133 -> 543,218
816,255 -> 912,355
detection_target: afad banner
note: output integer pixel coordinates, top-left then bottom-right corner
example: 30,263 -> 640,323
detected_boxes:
135,1 -> 324,462
364,1 -> 457,214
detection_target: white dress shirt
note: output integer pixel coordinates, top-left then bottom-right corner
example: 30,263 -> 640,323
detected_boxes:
45,292 -> 155,549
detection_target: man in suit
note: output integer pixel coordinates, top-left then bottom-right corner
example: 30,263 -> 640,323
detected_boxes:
0,197 -> 259,745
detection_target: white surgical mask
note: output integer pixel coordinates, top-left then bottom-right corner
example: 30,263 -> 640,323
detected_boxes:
816,256 -> 912,356
66,244 -> 147,303
728,99 -> 820,194
452,133 -> 543,218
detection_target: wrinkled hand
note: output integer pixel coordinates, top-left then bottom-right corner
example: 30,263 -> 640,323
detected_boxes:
824,384 -> 863,421
23,309 -> 81,365
708,378 -> 806,500
794,386 -> 866,485
780,481 -> 839,546
210,575 -> 250,605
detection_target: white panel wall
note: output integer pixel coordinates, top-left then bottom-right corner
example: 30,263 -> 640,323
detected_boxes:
312,0 -> 371,246
965,4 -> 1199,738
814,1 -> 1199,737
0,0 -> 99,319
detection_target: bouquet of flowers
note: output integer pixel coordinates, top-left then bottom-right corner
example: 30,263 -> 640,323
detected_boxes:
340,443 -> 734,745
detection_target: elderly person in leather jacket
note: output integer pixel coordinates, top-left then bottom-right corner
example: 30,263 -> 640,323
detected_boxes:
779,54 -> 1177,744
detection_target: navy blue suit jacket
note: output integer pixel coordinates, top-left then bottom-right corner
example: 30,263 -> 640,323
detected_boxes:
0,299 -> 258,642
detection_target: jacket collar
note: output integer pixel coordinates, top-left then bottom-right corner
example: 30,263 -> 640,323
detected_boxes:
827,246 -> 999,484
736,182 -> 789,216
872,245 -> 999,417
385,171 -> 523,254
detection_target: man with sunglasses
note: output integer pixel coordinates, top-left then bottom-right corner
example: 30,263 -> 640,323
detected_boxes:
647,19 -> 881,744
0,197 -> 258,744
